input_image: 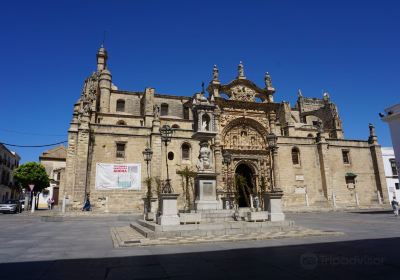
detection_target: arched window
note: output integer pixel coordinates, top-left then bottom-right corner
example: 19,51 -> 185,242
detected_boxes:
307,133 -> 313,138
116,99 -> 125,112
291,147 -> 300,165
160,103 -> 169,116
116,120 -> 127,125
183,107 -> 190,120
181,143 -> 191,160
172,124 -> 180,129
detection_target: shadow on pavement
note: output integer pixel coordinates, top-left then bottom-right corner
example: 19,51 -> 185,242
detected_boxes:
1,237 -> 399,280
351,210 -> 394,215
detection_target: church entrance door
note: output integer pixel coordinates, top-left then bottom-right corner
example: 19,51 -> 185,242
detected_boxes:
235,163 -> 255,207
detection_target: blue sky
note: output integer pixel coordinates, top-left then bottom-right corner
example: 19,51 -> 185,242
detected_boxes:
1,0 -> 399,163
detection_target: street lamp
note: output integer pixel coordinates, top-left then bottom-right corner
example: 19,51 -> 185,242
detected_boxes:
142,144 -> 153,177
266,132 -> 278,192
142,144 -> 153,198
160,125 -> 173,193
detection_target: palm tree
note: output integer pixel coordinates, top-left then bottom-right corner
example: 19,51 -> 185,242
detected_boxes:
234,174 -> 252,207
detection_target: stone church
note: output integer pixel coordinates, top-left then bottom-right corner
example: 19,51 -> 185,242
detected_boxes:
62,46 -> 388,212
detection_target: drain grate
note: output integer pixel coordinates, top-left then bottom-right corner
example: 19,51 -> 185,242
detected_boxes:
124,240 -> 141,244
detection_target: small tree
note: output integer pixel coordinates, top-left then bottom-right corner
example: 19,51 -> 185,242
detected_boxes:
13,162 -> 49,209
177,166 -> 197,211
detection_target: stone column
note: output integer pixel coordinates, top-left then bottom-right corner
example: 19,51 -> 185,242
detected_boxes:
214,145 -> 223,189
317,134 -> 332,200
272,148 -> 281,190
151,120 -> 162,180
64,126 -> 78,200
73,116 -> 91,205
369,144 -> 389,203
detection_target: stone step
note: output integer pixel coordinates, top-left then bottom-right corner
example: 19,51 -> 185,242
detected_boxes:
137,219 -> 157,231
132,219 -> 296,239
130,222 -> 155,239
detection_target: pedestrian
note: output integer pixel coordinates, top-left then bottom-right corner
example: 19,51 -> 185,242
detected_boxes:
82,194 -> 91,211
47,197 -> 52,210
50,197 -> 54,210
391,197 -> 399,217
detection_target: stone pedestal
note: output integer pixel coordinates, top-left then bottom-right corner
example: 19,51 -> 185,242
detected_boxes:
264,190 -> 285,221
222,196 -> 235,209
143,197 -> 158,221
157,193 -> 180,226
195,173 -> 219,210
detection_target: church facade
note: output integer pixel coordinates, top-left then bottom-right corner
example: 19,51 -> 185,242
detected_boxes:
62,46 -> 388,212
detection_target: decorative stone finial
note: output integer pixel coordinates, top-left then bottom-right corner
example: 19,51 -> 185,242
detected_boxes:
297,89 -> 303,97
265,72 -> 273,88
369,123 -> 376,136
212,65 -> 219,81
238,61 -> 245,79
368,123 -> 378,144
323,91 -> 330,102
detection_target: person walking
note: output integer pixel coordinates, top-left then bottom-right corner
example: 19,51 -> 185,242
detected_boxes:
47,197 -> 52,210
82,194 -> 91,211
391,197 -> 399,217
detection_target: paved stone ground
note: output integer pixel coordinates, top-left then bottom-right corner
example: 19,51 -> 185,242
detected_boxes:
111,226 -> 343,247
1,210 -> 400,279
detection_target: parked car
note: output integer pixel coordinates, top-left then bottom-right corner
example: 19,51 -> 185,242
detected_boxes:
0,200 -> 22,214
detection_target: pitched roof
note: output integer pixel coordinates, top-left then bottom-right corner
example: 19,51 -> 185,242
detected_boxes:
39,145 -> 67,161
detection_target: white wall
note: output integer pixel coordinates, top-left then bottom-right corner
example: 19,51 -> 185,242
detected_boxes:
38,183 -> 56,209
381,147 -> 399,202
383,104 -> 400,172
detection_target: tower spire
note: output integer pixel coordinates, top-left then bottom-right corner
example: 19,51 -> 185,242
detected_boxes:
96,44 -> 108,72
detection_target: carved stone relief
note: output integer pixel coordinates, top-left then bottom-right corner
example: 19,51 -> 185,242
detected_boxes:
229,85 -> 257,102
223,124 -> 266,150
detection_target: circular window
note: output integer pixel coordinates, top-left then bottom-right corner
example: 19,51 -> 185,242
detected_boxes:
168,152 -> 174,160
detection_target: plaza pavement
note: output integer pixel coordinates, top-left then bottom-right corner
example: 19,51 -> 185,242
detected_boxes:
1,210 -> 400,279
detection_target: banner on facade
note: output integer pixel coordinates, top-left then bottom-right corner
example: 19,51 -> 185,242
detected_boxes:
95,163 -> 141,190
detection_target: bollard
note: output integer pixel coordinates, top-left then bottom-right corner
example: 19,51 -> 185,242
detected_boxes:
62,194 -> 66,213
105,196 -> 109,213
24,196 -> 29,212
377,192 -> 383,205
31,195 -> 36,213
332,192 -> 337,209
305,192 -> 309,207
355,192 -> 360,207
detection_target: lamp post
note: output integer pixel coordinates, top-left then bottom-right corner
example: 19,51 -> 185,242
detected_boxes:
142,144 -> 153,197
160,125 -> 173,193
266,132 -> 278,192
222,150 -> 232,208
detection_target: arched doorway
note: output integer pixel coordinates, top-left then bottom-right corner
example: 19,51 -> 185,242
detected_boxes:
235,163 -> 255,207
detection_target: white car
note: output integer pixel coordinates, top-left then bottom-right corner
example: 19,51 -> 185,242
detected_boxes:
0,200 -> 22,214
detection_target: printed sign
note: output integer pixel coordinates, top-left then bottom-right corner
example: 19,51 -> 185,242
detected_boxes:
95,163 -> 141,190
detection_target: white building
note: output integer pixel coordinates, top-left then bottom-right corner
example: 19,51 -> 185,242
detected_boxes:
382,104 -> 400,173
381,147 -> 399,201
38,146 -> 66,209
0,144 -> 20,202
